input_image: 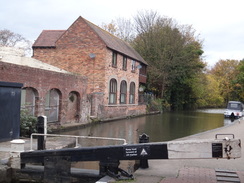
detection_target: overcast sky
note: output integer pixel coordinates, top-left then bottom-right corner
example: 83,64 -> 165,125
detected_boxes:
1,0 -> 243,67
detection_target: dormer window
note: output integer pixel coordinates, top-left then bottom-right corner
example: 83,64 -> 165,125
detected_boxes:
112,52 -> 117,67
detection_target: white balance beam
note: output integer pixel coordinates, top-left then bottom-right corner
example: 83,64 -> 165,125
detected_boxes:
167,138 -> 241,159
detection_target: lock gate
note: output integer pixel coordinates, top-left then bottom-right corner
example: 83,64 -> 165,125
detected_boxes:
20,134 -> 241,182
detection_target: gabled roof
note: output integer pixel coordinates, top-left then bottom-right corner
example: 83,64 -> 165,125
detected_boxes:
83,18 -> 147,65
33,30 -> 65,47
32,16 -> 147,65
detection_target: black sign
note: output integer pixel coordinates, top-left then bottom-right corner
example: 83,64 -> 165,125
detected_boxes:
124,146 -> 150,158
212,143 -> 223,158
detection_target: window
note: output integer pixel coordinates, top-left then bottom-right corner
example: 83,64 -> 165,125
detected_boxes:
129,82 -> 135,104
109,79 -> 117,104
120,80 -> 127,104
112,52 -> 117,67
45,89 -> 60,122
67,91 -> 80,122
21,88 -> 37,116
131,60 -> 136,72
123,56 -> 127,70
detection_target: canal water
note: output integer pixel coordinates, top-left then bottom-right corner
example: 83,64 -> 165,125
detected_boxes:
60,109 -> 233,175
62,109 -> 232,145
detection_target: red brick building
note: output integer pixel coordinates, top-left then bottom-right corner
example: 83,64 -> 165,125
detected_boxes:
0,47 -> 88,126
32,16 -> 147,120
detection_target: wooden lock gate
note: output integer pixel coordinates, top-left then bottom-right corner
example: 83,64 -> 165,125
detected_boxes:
20,134 -> 241,182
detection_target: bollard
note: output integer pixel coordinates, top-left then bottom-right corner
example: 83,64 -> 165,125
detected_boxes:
139,133 -> 149,168
10,139 -> 25,157
37,116 -> 47,150
10,139 -> 25,169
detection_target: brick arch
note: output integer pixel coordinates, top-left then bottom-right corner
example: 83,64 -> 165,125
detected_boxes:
120,80 -> 127,104
108,78 -> 117,104
129,82 -> 136,104
21,87 -> 39,116
66,91 -> 81,123
44,88 -> 62,122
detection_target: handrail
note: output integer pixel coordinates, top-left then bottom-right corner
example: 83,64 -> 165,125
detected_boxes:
30,133 -> 127,151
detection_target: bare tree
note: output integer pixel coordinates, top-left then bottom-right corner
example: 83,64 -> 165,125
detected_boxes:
101,18 -> 135,42
0,29 -> 32,55
115,18 -> 135,42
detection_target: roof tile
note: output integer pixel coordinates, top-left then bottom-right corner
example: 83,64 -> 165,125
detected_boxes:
33,30 -> 65,47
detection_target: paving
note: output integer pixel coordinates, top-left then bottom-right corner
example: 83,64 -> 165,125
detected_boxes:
1,117 -> 244,182
131,117 -> 244,183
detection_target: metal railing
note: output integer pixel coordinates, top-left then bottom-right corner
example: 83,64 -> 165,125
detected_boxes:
30,133 -> 127,151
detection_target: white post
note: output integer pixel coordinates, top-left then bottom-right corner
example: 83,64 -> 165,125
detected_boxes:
43,115 -> 47,141
10,139 -> 25,169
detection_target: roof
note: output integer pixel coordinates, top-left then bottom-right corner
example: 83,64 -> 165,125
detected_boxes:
0,46 -> 70,74
32,17 -> 147,65
33,30 -> 65,47
83,18 -> 147,65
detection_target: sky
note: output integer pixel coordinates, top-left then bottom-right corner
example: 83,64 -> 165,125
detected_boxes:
1,0 -> 244,67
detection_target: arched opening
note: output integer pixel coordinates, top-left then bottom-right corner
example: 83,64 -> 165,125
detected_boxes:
109,78 -> 117,104
45,89 -> 61,122
120,80 -> 127,104
129,82 -> 135,104
67,91 -> 80,123
21,87 -> 38,116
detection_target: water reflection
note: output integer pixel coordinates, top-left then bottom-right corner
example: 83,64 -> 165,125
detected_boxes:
62,109 -> 232,145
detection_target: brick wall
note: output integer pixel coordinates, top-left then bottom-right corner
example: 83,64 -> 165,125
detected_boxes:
104,49 -> 141,105
33,17 -> 107,94
99,105 -> 146,120
0,61 -> 89,125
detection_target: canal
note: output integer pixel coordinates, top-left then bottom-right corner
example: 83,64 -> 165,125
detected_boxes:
62,109 -> 232,145
60,109 -> 233,177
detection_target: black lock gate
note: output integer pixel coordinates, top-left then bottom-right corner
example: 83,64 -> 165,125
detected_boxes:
20,134 -> 241,182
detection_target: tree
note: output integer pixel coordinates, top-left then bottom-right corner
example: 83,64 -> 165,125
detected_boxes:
101,21 -> 117,35
231,59 -> 244,102
0,29 -> 31,55
101,18 -> 135,42
132,10 -> 205,110
209,59 -> 240,103
195,74 -> 224,107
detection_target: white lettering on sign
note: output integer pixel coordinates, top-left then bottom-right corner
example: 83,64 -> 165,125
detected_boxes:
125,147 -> 138,157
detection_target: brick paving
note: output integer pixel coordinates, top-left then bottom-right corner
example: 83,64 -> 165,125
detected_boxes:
237,171 -> 244,182
159,167 -> 244,183
160,167 -> 216,183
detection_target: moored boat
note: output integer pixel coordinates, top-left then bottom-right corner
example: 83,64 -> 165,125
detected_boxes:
224,101 -> 244,118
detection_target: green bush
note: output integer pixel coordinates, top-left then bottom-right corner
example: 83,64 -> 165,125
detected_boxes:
147,98 -> 163,112
20,110 -> 37,137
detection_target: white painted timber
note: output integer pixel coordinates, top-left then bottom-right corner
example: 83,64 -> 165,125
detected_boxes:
167,139 -> 241,159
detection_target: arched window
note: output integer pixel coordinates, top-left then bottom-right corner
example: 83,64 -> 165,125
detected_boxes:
109,79 -> 117,104
120,80 -> 127,104
45,89 -> 60,122
21,87 -> 37,116
67,91 -> 80,123
129,82 -> 135,104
